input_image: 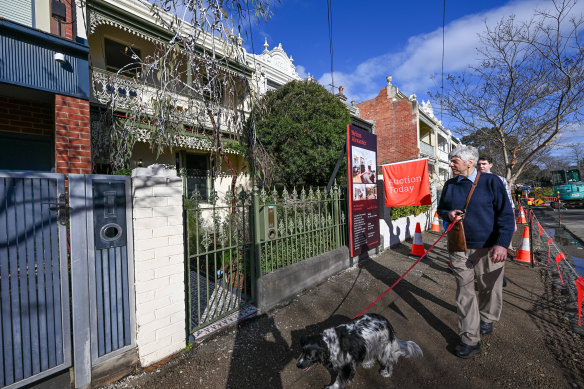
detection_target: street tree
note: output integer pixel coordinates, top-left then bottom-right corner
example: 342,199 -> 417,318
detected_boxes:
461,127 -> 551,180
435,0 -> 584,186
251,80 -> 351,186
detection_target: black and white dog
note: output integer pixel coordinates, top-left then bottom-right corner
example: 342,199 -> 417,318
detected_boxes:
296,313 -> 422,389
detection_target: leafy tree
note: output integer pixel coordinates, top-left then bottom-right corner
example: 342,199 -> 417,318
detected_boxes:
435,0 -> 584,186
252,80 -> 351,186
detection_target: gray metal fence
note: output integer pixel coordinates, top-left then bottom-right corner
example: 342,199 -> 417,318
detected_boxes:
0,173 -> 71,388
69,174 -> 136,388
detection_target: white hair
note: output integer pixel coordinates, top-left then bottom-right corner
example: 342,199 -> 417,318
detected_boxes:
449,145 -> 478,166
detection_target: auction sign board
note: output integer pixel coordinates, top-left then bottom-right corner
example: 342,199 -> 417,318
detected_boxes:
381,158 -> 431,207
346,125 -> 380,257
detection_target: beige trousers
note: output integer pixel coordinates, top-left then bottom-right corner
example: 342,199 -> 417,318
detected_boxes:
449,248 -> 505,346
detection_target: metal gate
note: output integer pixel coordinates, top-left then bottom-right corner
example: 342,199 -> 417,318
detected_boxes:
0,172 -> 71,388
70,174 -> 136,388
185,189 -> 254,334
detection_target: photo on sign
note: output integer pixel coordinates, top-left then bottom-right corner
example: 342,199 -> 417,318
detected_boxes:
351,146 -> 376,184
365,184 -> 377,200
353,184 -> 367,201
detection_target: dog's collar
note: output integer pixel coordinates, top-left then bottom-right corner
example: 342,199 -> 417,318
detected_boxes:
322,335 -> 329,345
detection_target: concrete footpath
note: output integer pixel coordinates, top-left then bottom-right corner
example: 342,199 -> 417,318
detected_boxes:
102,228 -> 584,388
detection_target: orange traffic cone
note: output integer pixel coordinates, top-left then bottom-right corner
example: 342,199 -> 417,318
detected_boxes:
516,205 -> 527,224
431,211 -> 441,232
515,225 -> 531,263
411,222 -> 426,256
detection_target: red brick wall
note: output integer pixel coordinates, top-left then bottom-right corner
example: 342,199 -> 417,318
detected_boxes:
0,97 -> 53,137
55,95 -> 92,174
357,88 -> 419,165
50,0 -> 74,40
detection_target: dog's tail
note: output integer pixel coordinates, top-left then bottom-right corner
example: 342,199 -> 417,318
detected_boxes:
396,338 -> 423,358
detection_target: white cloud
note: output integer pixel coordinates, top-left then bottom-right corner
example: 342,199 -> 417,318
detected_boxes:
294,64 -> 308,79
317,0 -> 584,106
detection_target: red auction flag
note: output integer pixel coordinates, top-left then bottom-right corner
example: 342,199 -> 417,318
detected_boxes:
382,159 -> 431,207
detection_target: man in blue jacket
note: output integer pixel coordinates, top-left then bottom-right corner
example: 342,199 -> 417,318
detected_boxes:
437,145 -> 514,359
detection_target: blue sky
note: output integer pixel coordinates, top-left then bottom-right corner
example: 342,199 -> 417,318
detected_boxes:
242,0 -> 584,146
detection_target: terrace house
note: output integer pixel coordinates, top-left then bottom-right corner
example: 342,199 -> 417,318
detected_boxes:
356,76 -> 460,191
87,0 -> 301,200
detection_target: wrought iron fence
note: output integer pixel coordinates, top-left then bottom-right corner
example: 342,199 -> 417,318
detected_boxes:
254,183 -> 347,275
184,183 -> 347,332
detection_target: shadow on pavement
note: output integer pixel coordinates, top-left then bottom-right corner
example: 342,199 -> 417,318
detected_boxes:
357,255 -> 460,354
225,314 -> 289,389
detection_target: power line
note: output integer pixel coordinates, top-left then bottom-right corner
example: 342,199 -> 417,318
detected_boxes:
441,0 -> 446,122
326,0 -> 334,92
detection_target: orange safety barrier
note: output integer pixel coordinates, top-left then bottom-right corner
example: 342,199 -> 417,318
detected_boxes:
576,277 -> 584,326
516,206 -> 527,224
515,225 -> 531,263
410,222 -> 426,256
431,212 -> 441,232
522,209 -> 584,326
556,252 -> 566,285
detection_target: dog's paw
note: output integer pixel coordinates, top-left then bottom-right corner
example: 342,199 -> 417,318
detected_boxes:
361,360 -> 374,368
379,367 -> 392,378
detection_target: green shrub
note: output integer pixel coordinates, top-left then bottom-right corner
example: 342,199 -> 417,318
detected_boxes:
113,168 -> 133,175
536,187 -> 554,198
390,205 -> 431,220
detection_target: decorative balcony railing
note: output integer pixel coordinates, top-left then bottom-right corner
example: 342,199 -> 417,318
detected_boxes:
90,67 -> 247,135
437,148 -> 449,163
419,141 -> 435,160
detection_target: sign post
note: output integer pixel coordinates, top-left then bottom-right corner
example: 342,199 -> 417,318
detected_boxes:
346,125 -> 380,257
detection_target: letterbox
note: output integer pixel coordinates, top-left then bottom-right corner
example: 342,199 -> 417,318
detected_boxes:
259,204 -> 278,240
93,181 -> 127,249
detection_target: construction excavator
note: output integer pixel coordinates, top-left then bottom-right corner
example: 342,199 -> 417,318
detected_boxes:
551,168 -> 584,208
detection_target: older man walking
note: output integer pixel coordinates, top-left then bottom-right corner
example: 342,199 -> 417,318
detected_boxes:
437,145 -> 515,358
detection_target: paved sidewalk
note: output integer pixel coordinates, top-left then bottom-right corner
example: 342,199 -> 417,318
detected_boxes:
103,229 -> 584,388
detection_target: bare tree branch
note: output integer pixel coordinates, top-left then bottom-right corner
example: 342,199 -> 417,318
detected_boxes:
433,0 -> 584,185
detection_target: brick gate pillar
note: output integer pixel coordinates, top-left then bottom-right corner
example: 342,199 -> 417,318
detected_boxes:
131,165 -> 186,367
55,94 -> 91,175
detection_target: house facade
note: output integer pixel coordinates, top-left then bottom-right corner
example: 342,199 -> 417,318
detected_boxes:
0,0 -> 91,175
418,99 -> 461,190
87,0 -> 302,201
356,76 -> 460,190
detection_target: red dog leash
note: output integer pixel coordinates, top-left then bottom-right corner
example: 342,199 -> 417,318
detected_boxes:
353,221 -> 456,319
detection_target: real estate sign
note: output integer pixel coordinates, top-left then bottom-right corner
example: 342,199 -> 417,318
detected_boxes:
346,125 -> 380,257
381,158 -> 431,207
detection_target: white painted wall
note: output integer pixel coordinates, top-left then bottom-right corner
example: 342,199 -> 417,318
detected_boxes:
379,211 -> 433,249
131,166 -> 186,367
378,180 -> 438,249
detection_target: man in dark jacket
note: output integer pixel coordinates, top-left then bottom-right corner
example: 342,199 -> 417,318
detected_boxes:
437,145 -> 514,359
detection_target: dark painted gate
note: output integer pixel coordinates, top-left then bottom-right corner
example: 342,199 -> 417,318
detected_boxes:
0,172 -> 71,388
